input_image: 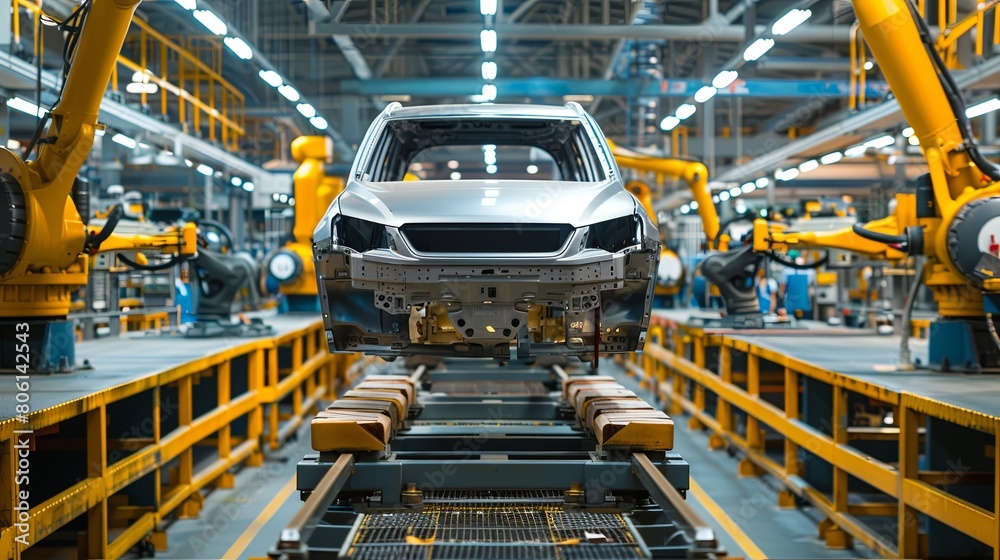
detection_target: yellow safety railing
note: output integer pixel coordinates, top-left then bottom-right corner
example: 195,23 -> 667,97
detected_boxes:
626,316 -> 999,560
11,0 -> 245,150
0,320 -> 359,559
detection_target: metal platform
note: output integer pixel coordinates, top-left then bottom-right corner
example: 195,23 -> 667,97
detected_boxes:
0,313 -> 354,559
270,361 -> 725,560
635,309 -> 1000,560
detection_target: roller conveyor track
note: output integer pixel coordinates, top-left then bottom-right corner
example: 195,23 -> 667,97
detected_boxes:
269,360 -> 725,560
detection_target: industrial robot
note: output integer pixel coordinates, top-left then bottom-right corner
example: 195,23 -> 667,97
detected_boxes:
717,0 -> 1000,372
266,136 -> 344,312
0,0 -> 208,372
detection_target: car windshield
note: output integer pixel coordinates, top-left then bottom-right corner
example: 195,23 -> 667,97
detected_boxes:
361,117 -> 608,183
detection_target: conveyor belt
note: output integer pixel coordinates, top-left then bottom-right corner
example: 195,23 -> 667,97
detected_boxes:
346,502 -> 645,560
270,360 -> 724,560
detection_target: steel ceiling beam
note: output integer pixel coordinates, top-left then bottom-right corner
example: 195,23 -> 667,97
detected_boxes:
338,77 -> 887,98
711,54 -> 1000,185
305,22 -> 855,42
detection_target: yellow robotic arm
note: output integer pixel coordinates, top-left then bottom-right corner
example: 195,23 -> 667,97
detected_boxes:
607,139 -> 720,246
267,136 -> 343,302
0,0 -> 142,318
92,222 -> 199,256
849,0 -> 1000,323
751,194 -> 913,261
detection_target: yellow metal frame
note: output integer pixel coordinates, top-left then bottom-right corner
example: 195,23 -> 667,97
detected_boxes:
12,0 -> 246,149
628,318 -> 1000,559
0,321 -> 359,559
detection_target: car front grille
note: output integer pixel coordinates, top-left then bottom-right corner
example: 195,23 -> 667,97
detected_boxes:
400,223 -> 573,253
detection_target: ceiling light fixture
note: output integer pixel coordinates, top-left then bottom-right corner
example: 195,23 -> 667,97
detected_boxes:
258,69 -> 282,87
223,36 -> 252,60
771,9 -> 812,36
694,86 -> 717,103
111,134 -> 137,149
192,9 -> 227,36
675,103 -> 696,120
310,116 -> 329,130
296,103 -> 316,118
481,61 -> 497,80
480,30 -> 497,52
820,152 -> 843,165
743,38 -> 775,61
659,115 -> 681,131
712,70 -> 739,89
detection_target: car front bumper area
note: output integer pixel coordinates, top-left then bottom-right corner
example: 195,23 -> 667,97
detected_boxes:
315,247 -> 657,361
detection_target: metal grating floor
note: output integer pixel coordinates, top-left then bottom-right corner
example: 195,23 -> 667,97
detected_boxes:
346,504 -> 646,559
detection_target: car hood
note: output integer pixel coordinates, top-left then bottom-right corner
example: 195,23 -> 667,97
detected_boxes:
336,179 -> 637,228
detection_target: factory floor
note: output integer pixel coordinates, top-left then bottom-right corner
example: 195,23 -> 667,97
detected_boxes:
122,360 -> 877,560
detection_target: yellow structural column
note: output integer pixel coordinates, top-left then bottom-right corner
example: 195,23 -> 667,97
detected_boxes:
821,386 -> 853,549
247,348 -> 265,467
738,353 -> 763,477
779,366 -> 801,508
216,361 -> 234,489
87,406 -> 108,559
709,345 -> 731,451
898,403 -> 921,559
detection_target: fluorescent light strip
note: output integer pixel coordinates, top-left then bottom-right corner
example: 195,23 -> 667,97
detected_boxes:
966,97 -> 1000,118
659,115 -> 681,131
296,103 -> 316,118
482,61 -> 497,80
820,152 -> 843,165
675,103 -> 696,120
694,86 -> 717,103
712,70 -> 738,89
743,38 -> 774,62
310,116 -> 329,130
258,69 -> 282,87
6,97 -> 47,117
224,36 -> 253,60
771,9 -> 812,36
111,133 -> 137,149
278,84 -> 300,102
482,83 -> 497,101
193,10 -> 227,36
480,30 -> 497,52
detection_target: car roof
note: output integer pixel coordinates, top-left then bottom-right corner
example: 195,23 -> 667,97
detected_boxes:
382,102 -> 586,121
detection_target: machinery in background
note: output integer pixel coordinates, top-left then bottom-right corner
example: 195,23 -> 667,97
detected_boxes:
183,219 -> 274,338
626,181 -> 685,307
606,142 -> 717,308
267,136 -> 344,312
79,189 -> 272,340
